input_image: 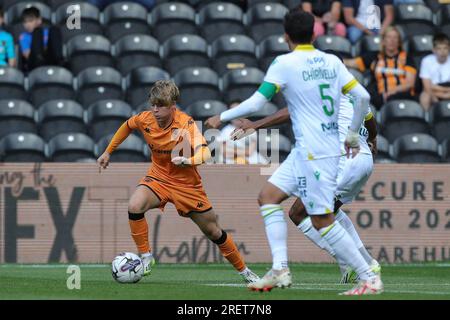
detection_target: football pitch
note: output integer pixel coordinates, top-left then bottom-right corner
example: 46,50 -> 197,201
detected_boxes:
1,263 -> 449,300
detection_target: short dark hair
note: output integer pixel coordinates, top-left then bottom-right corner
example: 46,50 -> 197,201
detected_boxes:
22,6 -> 41,20
433,33 -> 450,47
283,9 -> 314,44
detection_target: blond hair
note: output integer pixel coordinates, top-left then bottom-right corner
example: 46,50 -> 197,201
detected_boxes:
149,80 -> 180,107
381,26 -> 403,54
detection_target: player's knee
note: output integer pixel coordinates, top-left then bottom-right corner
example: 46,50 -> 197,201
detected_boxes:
258,189 -> 273,206
128,201 -> 146,214
205,225 -> 222,241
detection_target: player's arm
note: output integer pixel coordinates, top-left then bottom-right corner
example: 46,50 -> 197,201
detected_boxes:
364,112 -> 378,157
230,108 -> 290,141
172,145 -> 211,166
343,81 -> 371,158
97,121 -> 134,170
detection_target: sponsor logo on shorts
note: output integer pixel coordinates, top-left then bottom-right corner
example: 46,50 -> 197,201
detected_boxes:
197,202 -> 204,209
314,171 -> 321,180
308,201 -> 314,209
144,127 -> 151,134
297,177 -> 307,198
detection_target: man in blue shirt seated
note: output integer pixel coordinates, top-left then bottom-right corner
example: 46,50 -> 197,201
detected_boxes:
19,6 -> 62,72
0,7 -> 17,67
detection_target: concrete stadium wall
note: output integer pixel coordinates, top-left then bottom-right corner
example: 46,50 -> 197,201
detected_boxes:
0,163 -> 449,264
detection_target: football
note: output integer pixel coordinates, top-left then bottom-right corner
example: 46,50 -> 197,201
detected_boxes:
111,252 -> 144,284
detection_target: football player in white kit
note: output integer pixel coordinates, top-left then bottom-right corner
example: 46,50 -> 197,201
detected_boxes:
230,92 -> 381,284
205,9 -> 383,295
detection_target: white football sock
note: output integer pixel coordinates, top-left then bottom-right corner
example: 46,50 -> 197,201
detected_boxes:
320,221 -> 375,281
335,209 -> 373,264
238,267 -> 250,275
298,217 -> 347,273
260,204 -> 288,270
141,252 -> 153,259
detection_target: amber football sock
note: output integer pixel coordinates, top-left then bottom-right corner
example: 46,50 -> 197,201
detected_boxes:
128,212 -> 151,254
214,230 -> 246,272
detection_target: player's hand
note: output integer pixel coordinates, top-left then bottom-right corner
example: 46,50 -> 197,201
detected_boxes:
205,115 -> 222,129
97,152 -> 111,172
368,138 -> 377,160
230,119 -> 256,141
344,130 -> 360,159
172,156 -> 189,167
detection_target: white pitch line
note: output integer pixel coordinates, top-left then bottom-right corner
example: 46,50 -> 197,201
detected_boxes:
202,283 -> 450,296
0,264 -> 108,268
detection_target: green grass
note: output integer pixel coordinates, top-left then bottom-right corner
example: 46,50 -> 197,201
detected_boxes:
0,263 -> 449,300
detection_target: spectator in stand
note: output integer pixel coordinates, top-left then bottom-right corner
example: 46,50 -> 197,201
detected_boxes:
302,0 -> 346,38
19,7 -> 63,72
344,26 -> 417,109
419,33 -> 450,110
219,102 -> 269,165
87,0 -> 156,10
0,7 -> 16,67
343,0 -> 394,44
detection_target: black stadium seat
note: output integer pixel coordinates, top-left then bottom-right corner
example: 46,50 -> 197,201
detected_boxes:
442,138 -> 450,163
379,100 -> 430,143
248,0 -> 284,8
28,66 -> 75,106
37,100 -> 86,141
198,2 -> 245,43
5,2 -> 51,24
87,100 -> 133,142
222,68 -> 264,105
355,35 -> 381,56
54,2 -> 102,43
103,2 -> 151,43
185,100 -> 227,122
0,67 -> 26,100
430,100 -> 450,143
162,34 -> 210,75
211,35 -> 258,76
48,0 -> 82,9
0,133 -> 46,162
410,34 -> 434,68
174,67 -> 221,108
258,35 -> 289,72
314,36 -> 353,59
246,3 -> 288,42
0,99 -> 36,137
150,2 -> 197,41
396,4 -> 436,37
126,66 -> 170,108
392,133 -> 441,163
96,134 -> 148,162
283,0 -> 302,9
114,34 -> 161,76
47,133 -> 96,162
375,135 -> 394,163
66,34 -> 113,74
76,67 -> 123,107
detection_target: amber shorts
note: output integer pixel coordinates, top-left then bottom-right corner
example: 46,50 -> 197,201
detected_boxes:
138,176 -> 212,217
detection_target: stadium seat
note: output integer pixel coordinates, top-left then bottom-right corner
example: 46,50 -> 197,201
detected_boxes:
211,35 -> 258,76
185,100 -> 227,122
258,35 -> 289,72
47,133 -> 96,162
103,2 -> 151,43
150,2 -> 197,41
247,102 -> 279,121
0,67 -> 26,100
354,35 -> 381,56
66,34 -> 113,74
430,100 -> 450,143
396,4 -> 436,37
392,133 -> 441,163
248,0 -> 284,8
162,34 -> 210,75
54,2 -> 102,43
349,68 -> 369,88
37,100 -> 86,141
87,100 -> 133,142
5,1 -> 51,25
246,3 -> 288,43
76,67 -> 123,107
283,0 -> 302,9
0,133 -> 46,162
0,99 -> 36,137
442,138 -> 450,163
258,131 -> 292,163
114,34 -> 161,76
314,36 -> 353,59
410,34 -> 434,68
28,66 -> 75,106
222,68 -> 265,105
126,66 -> 170,108
96,134 -> 148,162
173,67 -> 221,108
48,0 -> 82,9
198,2 -> 245,43
379,100 -> 430,143
374,135 -> 394,163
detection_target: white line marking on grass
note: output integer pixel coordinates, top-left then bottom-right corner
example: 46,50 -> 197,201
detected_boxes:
0,264 -> 108,268
202,283 -> 450,296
